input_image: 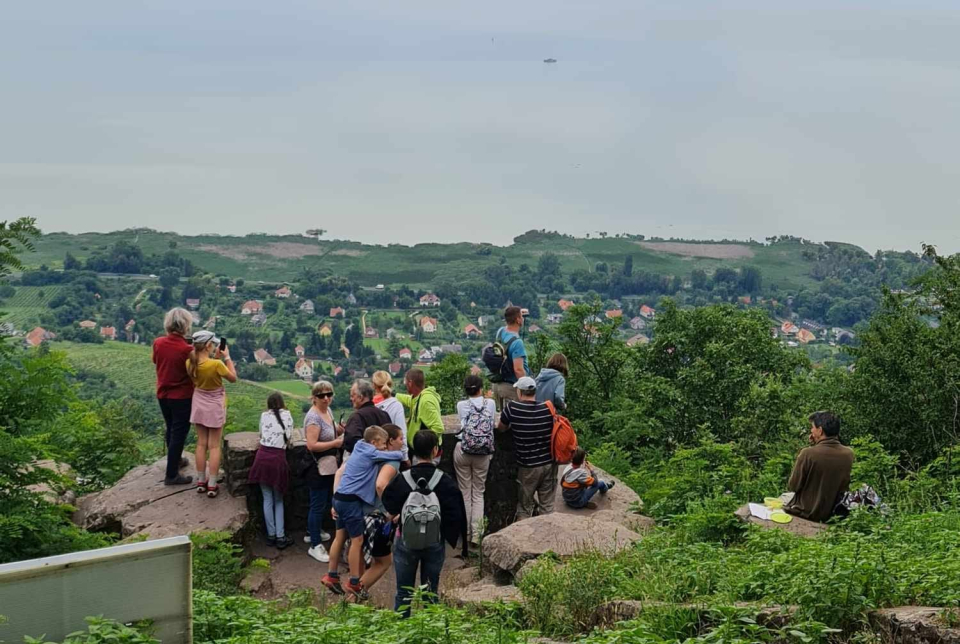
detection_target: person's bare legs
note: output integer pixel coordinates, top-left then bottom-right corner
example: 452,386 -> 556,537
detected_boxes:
327,529 -> 347,574
348,533 -> 365,581
206,426 -> 224,484
359,555 -> 392,590
195,425 -> 209,483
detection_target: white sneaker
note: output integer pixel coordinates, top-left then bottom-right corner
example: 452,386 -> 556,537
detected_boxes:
307,545 -> 330,563
303,531 -> 332,544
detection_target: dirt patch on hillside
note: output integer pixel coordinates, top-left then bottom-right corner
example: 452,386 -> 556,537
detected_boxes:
637,242 -> 754,259
197,242 -> 328,261
329,248 -> 367,257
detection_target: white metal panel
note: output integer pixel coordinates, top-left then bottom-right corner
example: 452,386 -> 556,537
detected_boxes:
0,536 -> 191,644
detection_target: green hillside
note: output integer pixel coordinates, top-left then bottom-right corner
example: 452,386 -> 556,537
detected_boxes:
57,341 -> 310,434
30,229 -> 821,290
0,285 -> 65,328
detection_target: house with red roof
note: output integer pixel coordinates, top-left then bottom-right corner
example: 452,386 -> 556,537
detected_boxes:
275,286 -> 292,298
388,361 -> 402,376
605,309 -> 623,320
254,348 -> 276,366
99,326 -> 117,340
330,307 -> 345,318
639,305 -> 656,320
781,321 -> 799,335
420,317 -> 438,333
419,293 -> 441,307
399,347 -> 413,360
78,320 -> 96,329
295,358 -> 314,380
463,323 -> 481,338
241,300 -> 263,315
295,344 -> 305,358
24,327 -> 55,348
558,299 -> 574,311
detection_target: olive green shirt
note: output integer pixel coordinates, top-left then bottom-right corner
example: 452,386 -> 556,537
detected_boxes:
785,437 -> 855,523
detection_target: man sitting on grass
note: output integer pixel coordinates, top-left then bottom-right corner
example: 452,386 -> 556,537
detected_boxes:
560,448 -> 615,510
784,410 -> 855,523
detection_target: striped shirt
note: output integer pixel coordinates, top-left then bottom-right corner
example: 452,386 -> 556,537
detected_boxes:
500,400 -> 554,468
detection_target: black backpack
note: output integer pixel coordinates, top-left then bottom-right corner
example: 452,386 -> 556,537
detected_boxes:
482,328 -> 518,383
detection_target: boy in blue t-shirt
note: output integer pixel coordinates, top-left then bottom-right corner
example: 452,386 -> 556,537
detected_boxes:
321,425 -> 404,599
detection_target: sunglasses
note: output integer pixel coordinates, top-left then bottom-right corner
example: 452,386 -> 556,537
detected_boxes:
314,392 -> 333,399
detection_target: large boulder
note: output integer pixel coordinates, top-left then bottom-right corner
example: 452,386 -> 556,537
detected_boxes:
74,453 -> 249,541
482,513 -> 643,575
27,459 -> 78,507
734,505 -> 827,538
868,607 -> 960,644
443,569 -> 522,608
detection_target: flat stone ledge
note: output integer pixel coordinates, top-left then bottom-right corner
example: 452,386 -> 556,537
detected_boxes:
734,504 -> 827,538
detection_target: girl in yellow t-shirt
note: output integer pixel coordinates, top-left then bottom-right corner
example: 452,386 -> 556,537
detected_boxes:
186,330 -> 237,497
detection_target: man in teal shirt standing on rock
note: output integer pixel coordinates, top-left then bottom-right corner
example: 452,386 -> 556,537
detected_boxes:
492,306 -> 528,412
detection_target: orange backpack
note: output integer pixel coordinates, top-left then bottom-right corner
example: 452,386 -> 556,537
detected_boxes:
544,400 -> 578,464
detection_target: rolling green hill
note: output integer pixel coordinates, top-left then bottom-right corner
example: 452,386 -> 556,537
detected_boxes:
29,229 -> 822,290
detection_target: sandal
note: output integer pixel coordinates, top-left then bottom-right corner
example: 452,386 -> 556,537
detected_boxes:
196,480 -> 208,493
206,485 -> 219,498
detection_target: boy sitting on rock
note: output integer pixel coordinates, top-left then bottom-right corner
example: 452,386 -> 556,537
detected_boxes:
561,448 -> 615,510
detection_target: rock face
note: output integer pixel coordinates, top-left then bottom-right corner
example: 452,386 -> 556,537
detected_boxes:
445,575 -> 522,608
483,513 -> 643,575
869,607 -> 960,644
28,459 -> 78,507
734,504 -> 827,538
74,453 -> 249,541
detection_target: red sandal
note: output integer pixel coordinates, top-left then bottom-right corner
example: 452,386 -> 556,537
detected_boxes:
196,480 -> 208,493
206,484 -> 219,498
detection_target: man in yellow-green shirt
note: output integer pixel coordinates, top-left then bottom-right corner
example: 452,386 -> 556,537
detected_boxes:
395,368 -> 443,446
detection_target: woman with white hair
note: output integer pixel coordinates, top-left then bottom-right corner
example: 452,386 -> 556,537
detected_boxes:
152,307 -> 196,486
186,330 -> 237,497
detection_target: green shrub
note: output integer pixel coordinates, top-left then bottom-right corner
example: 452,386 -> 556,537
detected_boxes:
672,494 -> 745,545
190,531 -> 244,596
22,617 -> 157,644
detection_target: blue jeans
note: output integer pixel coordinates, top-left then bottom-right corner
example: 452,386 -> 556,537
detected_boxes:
308,485 -> 331,547
393,538 -> 445,615
566,479 -> 609,509
261,484 -> 285,538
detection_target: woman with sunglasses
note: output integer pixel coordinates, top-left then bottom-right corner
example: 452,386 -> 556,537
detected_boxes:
303,380 -> 343,563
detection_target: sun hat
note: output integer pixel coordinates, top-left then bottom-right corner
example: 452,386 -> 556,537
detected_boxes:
513,376 -> 537,391
192,330 -> 219,346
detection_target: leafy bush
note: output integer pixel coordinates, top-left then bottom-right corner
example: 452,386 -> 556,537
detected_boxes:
22,617 -> 158,644
190,531 -> 244,596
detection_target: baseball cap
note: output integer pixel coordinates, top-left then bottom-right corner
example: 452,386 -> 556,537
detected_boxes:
192,330 -> 219,346
513,376 -> 537,391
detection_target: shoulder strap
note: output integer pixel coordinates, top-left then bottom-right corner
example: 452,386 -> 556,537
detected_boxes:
402,470 -> 416,489
426,469 -> 443,492
503,335 -> 517,350
544,400 -> 557,418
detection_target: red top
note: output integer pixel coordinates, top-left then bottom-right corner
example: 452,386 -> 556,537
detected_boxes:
153,334 -> 195,399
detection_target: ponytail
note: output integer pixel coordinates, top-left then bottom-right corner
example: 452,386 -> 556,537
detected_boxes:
267,392 -> 287,429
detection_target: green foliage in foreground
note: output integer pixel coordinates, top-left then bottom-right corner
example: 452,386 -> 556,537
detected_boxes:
520,510 -> 960,637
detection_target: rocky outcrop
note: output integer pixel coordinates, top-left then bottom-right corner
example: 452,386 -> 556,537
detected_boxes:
592,600 -> 797,630
223,432 -> 260,497
869,607 -> 960,644
74,453 -> 249,541
444,570 -> 522,608
482,513 -> 643,575
734,505 -> 827,538
28,459 -> 78,507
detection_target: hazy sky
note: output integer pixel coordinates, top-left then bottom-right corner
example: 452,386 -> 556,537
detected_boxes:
2,2 -> 960,252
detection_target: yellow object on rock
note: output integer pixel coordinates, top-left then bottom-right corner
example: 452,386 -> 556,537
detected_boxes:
770,511 -> 793,524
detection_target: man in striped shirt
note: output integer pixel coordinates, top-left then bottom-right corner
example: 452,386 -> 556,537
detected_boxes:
498,377 -> 557,520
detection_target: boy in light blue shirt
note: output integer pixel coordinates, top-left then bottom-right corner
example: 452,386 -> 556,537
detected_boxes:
322,425 -> 404,599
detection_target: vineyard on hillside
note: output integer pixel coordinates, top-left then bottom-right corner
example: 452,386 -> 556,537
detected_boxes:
57,341 -> 309,433
1,286 -> 65,329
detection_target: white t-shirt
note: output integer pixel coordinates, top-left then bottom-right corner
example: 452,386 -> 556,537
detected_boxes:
376,396 -> 409,461
457,396 -> 497,431
259,409 -> 294,448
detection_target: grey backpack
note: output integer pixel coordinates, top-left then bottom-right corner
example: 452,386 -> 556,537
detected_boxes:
400,470 -> 444,550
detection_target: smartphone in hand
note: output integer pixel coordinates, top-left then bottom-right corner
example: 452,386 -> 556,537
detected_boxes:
219,337 -> 228,351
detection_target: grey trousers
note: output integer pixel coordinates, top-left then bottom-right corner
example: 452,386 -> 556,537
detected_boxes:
493,381 -> 518,413
516,463 -> 558,521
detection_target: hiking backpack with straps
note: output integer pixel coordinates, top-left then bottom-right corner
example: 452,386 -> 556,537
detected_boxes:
459,400 -> 494,455
481,328 -> 519,383
544,400 -> 578,464
400,470 -> 444,549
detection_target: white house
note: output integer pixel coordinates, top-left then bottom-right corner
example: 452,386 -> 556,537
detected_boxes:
295,358 -> 314,380
419,293 -> 441,307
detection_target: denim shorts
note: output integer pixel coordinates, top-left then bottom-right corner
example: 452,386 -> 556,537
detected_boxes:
333,497 -> 366,538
